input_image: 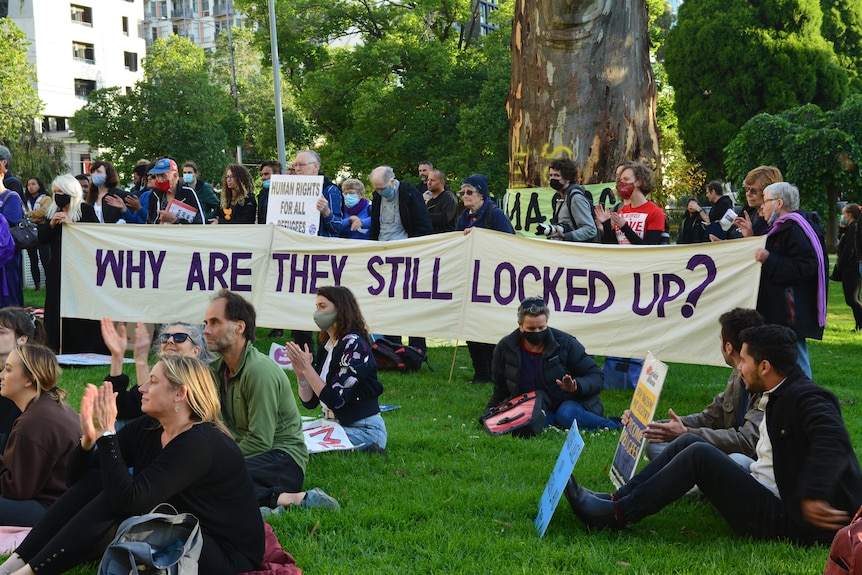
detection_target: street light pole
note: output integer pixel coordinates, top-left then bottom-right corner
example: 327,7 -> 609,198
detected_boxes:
269,0 -> 286,171
226,0 -> 241,163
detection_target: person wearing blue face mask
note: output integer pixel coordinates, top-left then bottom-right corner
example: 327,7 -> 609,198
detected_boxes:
369,165 -> 433,354
339,179 -> 372,240
86,160 -> 130,224
484,297 -> 622,432
182,161 -> 219,221
256,160 -> 281,225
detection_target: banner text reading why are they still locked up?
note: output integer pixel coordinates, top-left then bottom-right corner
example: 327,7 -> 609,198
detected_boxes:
61,225 -> 763,366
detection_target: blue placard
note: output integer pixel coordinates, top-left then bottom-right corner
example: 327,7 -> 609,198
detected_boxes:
534,422 -> 586,538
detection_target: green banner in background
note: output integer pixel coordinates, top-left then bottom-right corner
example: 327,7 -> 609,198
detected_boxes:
503,183 -> 618,238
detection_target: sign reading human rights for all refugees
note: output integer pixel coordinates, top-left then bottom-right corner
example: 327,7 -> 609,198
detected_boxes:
61,225 -> 763,367
265,174 -> 323,235
610,352 -> 668,489
503,182 -> 618,238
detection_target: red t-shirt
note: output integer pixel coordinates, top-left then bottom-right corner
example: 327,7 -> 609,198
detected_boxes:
614,201 -> 666,244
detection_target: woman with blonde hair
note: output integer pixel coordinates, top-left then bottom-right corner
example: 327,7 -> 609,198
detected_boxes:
38,175 -> 105,354
212,163 -> 257,224
0,354 -> 264,575
0,343 -> 79,526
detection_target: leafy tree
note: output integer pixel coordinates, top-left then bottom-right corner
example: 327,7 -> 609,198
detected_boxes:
14,128 -> 67,184
209,27 -> 311,166
236,0 -> 511,192
820,0 -> 862,91
665,0 -> 850,178
725,94 -> 862,249
0,18 -> 41,146
71,36 -> 243,184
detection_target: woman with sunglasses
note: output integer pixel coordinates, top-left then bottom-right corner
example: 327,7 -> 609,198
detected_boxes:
212,164 -> 257,224
455,174 -> 514,383
0,343 -> 80,526
732,165 -> 782,238
100,319 -> 214,423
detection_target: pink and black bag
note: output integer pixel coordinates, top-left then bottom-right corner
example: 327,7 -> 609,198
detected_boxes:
481,391 -> 545,438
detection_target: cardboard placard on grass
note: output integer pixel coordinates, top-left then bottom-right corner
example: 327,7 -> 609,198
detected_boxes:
610,352 -> 668,489
535,423 -> 585,538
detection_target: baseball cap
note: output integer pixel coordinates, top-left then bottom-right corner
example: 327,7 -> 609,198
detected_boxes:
149,158 -> 177,175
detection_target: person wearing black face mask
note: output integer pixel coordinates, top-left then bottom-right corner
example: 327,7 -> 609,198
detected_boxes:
38,175 -> 106,354
484,297 -> 622,432
535,158 -> 599,243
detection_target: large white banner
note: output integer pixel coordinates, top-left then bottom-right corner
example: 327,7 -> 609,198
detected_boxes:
61,224 -> 763,366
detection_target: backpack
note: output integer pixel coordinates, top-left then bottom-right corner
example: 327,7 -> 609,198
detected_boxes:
824,505 -> 862,574
565,185 -> 600,242
371,338 -> 432,373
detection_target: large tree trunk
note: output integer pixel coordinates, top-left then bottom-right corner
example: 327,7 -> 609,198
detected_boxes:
508,0 -> 660,187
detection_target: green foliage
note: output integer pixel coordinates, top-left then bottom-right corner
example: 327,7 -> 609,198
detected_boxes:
70,36 -> 242,184
14,274 -> 862,574
820,0 -> 862,91
209,27 -> 312,164
725,95 -> 862,217
665,0 -> 851,178
0,18 -> 42,146
236,0 -> 510,190
13,128 -> 68,184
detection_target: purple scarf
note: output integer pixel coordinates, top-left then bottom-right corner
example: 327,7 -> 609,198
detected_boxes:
767,212 -> 826,327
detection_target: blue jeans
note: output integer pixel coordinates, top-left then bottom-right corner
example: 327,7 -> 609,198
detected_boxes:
0,496 -> 48,527
344,413 -> 387,450
545,400 -> 622,431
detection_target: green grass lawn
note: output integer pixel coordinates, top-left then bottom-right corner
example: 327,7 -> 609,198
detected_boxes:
14,278 -> 862,574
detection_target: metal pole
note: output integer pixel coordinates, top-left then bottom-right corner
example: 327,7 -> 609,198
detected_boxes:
269,0 -> 286,170
225,0 -> 241,163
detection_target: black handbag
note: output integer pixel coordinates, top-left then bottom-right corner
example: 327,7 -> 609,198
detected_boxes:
10,213 -> 38,249
481,391 -> 546,438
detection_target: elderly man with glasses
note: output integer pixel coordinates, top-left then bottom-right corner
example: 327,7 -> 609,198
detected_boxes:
484,296 -> 622,431
754,182 -> 826,378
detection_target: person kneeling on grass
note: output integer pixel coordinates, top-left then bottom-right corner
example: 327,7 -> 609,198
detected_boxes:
485,297 -> 621,432
285,285 -> 387,454
564,325 -> 862,545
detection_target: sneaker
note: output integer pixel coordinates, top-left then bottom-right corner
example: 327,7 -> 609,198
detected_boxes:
301,488 -> 340,510
366,443 -> 388,457
259,505 -> 284,518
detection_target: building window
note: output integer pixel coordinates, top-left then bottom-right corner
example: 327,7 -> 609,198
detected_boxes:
74,78 -> 97,99
70,4 -> 93,26
42,117 -> 69,133
150,27 -> 158,42
124,51 -> 138,72
122,16 -> 129,35
72,41 -> 95,64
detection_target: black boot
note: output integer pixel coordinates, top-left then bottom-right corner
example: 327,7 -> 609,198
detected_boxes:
563,476 -> 622,530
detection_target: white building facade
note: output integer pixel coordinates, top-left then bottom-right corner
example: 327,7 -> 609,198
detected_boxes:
9,0 -> 146,173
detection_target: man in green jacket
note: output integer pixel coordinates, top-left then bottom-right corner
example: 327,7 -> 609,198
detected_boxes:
205,289 -> 338,511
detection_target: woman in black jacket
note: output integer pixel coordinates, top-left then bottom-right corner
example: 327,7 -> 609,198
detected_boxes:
835,203 -> 862,331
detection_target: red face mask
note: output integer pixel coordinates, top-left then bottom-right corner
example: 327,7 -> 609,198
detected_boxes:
154,178 -> 171,192
616,181 -> 635,200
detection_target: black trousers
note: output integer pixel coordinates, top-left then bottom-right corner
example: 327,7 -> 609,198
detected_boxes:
466,341 -> 495,381
841,272 -> 862,329
616,434 -> 789,540
246,448 -> 305,508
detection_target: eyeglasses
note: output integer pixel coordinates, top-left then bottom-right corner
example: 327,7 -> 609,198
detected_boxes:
160,332 -> 191,344
744,187 -> 761,195
763,197 -> 780,204
225,174 -> 235,180
293,161 -> 316,168
146,175 -> 155,180
460,190 -> 475,196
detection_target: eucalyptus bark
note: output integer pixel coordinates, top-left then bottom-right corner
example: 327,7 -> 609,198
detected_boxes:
508,0 -> 660,187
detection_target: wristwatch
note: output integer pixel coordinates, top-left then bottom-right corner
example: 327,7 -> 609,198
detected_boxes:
102,430 -> 116,438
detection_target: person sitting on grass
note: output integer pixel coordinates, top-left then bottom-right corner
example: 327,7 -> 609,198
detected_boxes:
0,307 -> 46,453
564,325 -> 862,546
485,297 -> 621,432
0,344 -> 80,526
100,318 -> 214,424
0,354 -> 265,575
204,290 -> 339,513
285,285 -> 387,454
